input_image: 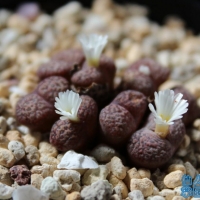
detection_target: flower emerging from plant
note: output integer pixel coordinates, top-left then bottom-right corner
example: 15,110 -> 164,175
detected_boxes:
55,90 -> 82,122
78,34 -> 108,67
149,89 -> 188,138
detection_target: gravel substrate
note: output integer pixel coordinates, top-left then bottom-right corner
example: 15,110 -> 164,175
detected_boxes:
1,0 -> 200,200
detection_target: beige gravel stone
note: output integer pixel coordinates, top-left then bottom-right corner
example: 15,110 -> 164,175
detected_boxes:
82,165 -> 110,185
65,191 -> 81,200
5,130 -> 23,143
138,168 -> 151,179
31,164 -> 57,178
172,196 -> 185,200
159,189 -> 176,200
0,135 -> 9,149
110,156 -> 126,180
109,174 -> 128,199
25,145 -> 40,166
184,162 -> 196,179
31,174 -> 43,189
0,165 -> 13,185
124,168 -> 141,189
130,178 -> 154,197
0,148 -> 15,167
22,132 -> 41,147
163,170 -> 184,188
167,164 -> 186,174
39,141 -> 58,157
40,155 -> 59,166
0,116 -> 7,135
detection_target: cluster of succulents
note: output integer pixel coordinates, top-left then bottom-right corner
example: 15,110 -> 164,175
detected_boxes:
15,33 -> 200,169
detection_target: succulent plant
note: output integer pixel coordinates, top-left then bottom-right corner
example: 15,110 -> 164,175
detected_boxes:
119,58 -> 170,97
99,90 -> 147,146
50,90 -> 98,152
127,89 -> 188,168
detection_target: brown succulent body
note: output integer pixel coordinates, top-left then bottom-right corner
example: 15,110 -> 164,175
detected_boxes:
173,86 -> 200,126
99,104 -> 136,146
112,90 -> 147,125
121,69 -> 156,97
50,119 -> 87,152
16,93 -> 58,131
10,165 -> 31,185
38,49 -> 85,81
35,76 -> 69,104
50,95 -> 98,151
127,117 -> 186,169
129,58 -> 170,86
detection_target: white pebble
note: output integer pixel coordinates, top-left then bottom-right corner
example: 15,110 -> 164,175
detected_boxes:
0,182 -> 14,199
12,185 -> 48,200
8,141 -> 25,161
128,190 -> 144,200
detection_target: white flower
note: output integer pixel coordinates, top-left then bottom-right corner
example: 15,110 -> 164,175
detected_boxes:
78,34 -> 108,67
149,89 -> 188,126
55,90 -> 82,122
138,65 -> 150,75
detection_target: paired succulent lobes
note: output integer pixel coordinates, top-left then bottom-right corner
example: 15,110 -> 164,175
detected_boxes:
127,88 -> 189,169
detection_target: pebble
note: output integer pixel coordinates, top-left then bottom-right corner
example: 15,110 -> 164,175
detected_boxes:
159,189 -> 176,200
66,191 -> 81,200
25,145 -> 40,166
0,135 -> 9,149
31,174 -> 43,189
80,180 -> 113,200
130,178 -> 154,197
184,162 -> 196,179
39,141 -> 58,157
41,176 -> 66,200
0,165 -> 13,185
163,170 -> 184,189
0,148 -> 15,167
82,165 -> 110,185
0,182 -> 14,200
8,140 -> 25,161
128,190 -> 144,200
146,196 -> 165,200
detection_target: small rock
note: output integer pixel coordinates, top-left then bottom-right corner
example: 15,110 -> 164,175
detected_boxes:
130,178 -> 154,197
0,165 -> 13,185
8,140 -> 25,161
184,162 -> 196,179
163,170 -> 184,188
128,190 -> 144,200
12,185 -> 48,200
31,174 -> 43,189
57,150 -> 98,169
66,191 -> 81,200
90,144 -> 117,163
146,196 -> 165,200
0,116 -> 7,135
82,165 -> 110,185
0,148 -> 15,167
167,164 -> 186,174
40,176 -> 67,200
0,182 -> 14,200
81,180 -> 112,200
159,189 -> 176,200
110,157 -> 126,180
172,196 -> 185,200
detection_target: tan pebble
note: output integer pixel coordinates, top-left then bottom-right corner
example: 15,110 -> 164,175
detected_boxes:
168,164 -> 186,174
22,132 -> 41,147
31,174 -> 43,189
164,170 -> 184,188
39,141 -> 58,157
130,178 -> 154,197
53,170 -> 81,192
184,162 -> 196,178
0,82 -> 9,98
190,129 -> 200,142
110,194 -> 121,200
180,134 -> 190,148
0,165 -> 13,185
40,155 -> 59,166
82,165 -> 110,185
110,156 -> 126,180
8,140 -> 25,161
152,186 -> 160,195
0,116 -> 7,135
0,148 -> 15,167
31,164 -> 57,178
172,196 -> 185,200
124,168 -> 141,189
6,117 -> 17,130
6,130 -> 23,143
8,14 -> 30,33
126,44 -> 142,63
25,145 -> 40,166
65,191 -> 81,200
185,75 -> 200,98
159,189 -> 176,200
159,80 -> 181,91
109,174 -> 128,199
138,168 -> 151,179
0,135 -> 9,149
113,185 -> 122,199
194,119 -> 200,130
